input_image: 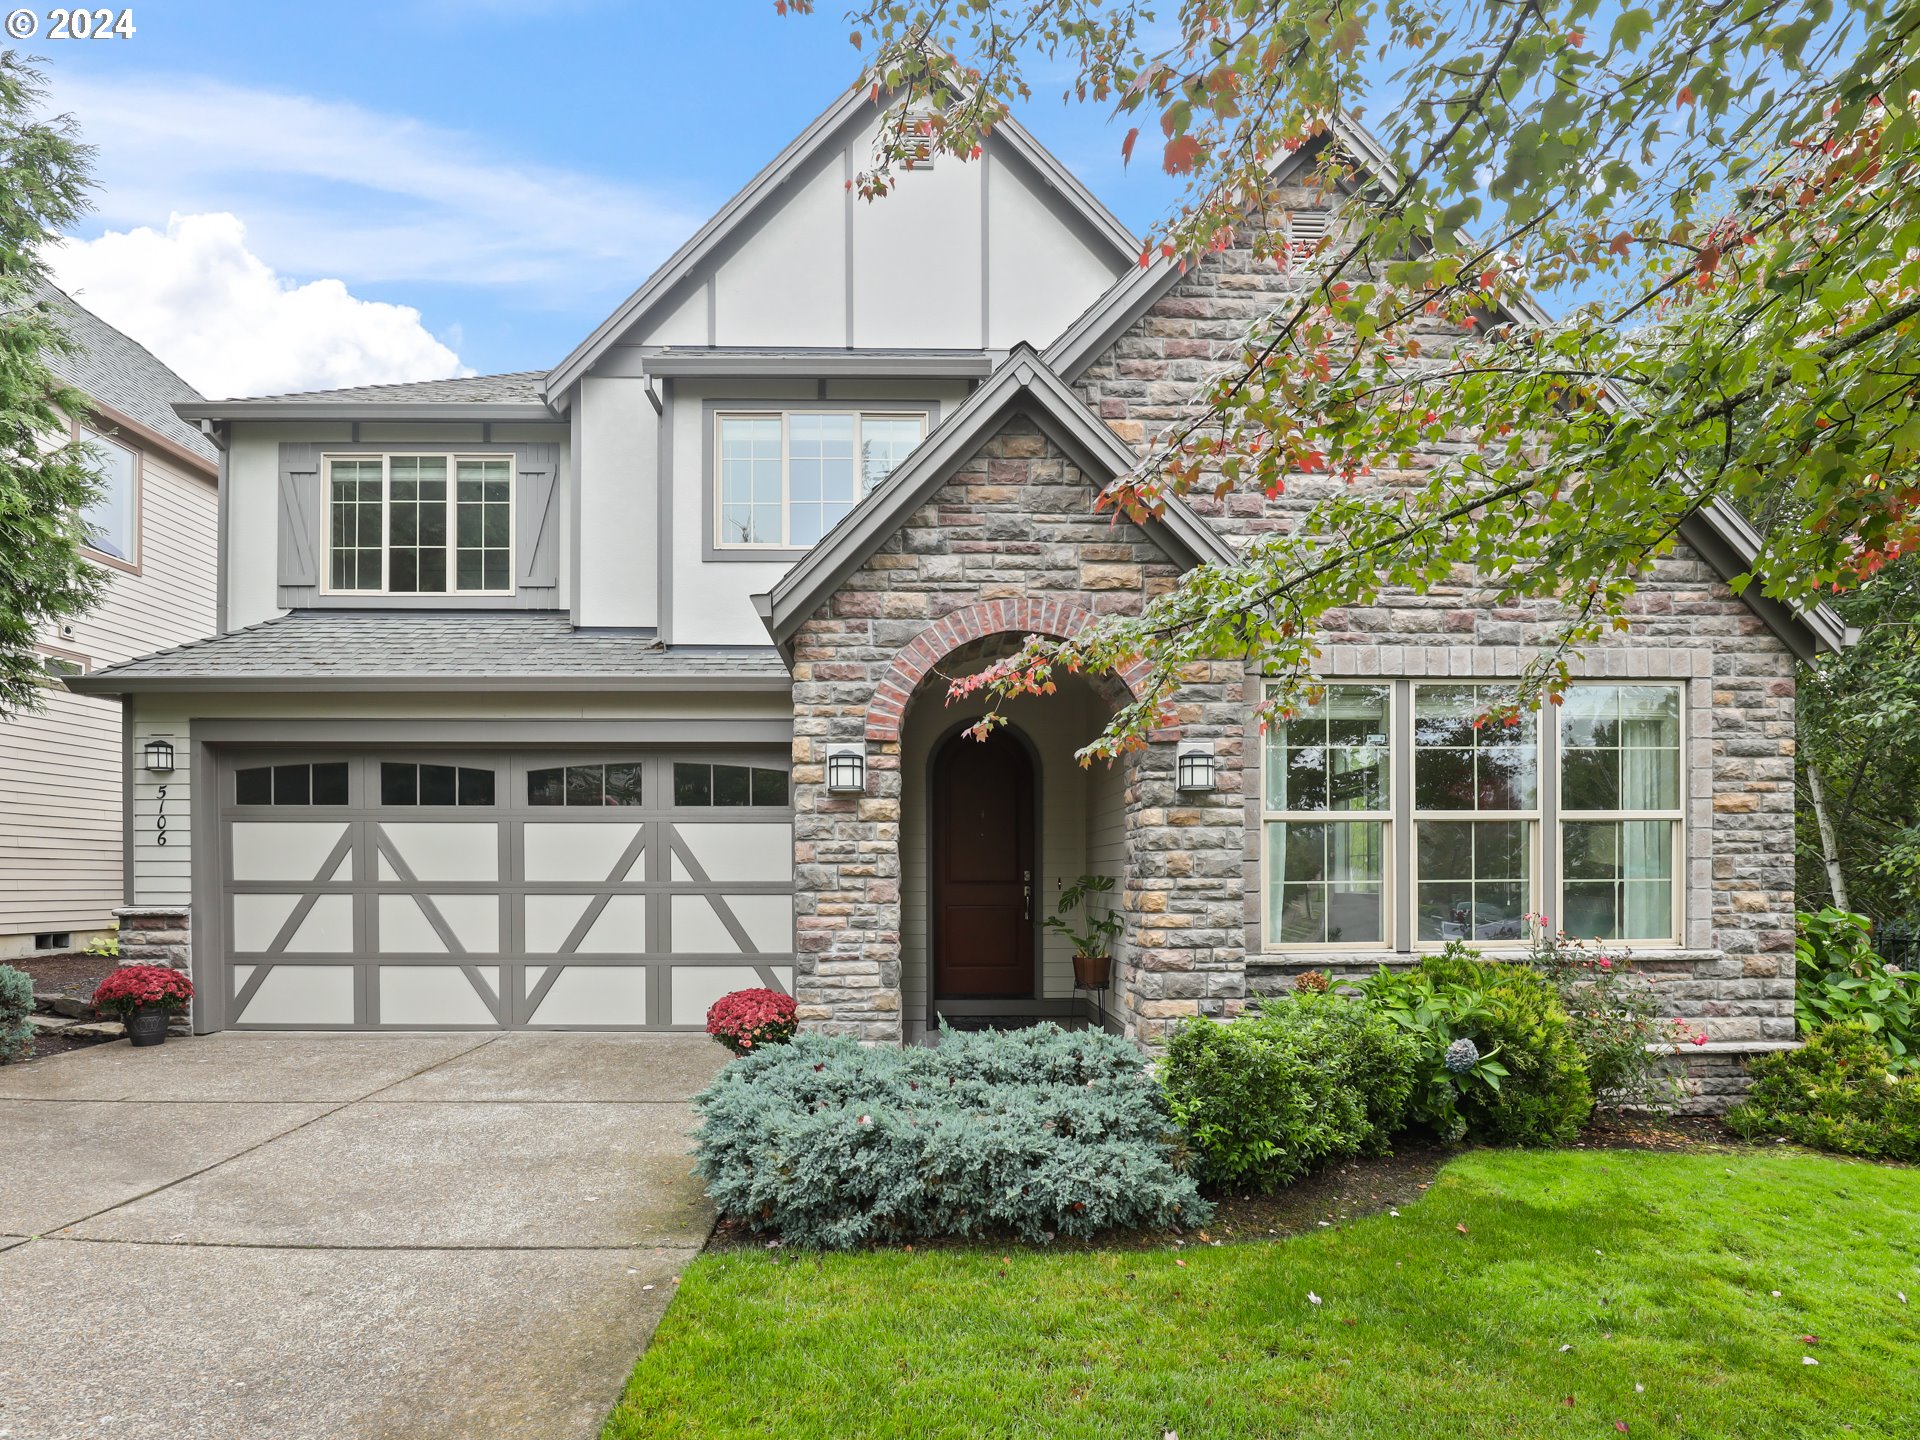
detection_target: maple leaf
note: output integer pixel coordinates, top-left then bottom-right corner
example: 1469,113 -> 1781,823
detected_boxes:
1163,134 -> 1205,175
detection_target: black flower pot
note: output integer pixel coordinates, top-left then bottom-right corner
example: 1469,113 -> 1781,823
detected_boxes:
125,1007 -> 170,1047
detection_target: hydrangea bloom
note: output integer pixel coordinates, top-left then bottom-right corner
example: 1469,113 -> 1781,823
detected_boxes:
1444,1037 -> 1481,1075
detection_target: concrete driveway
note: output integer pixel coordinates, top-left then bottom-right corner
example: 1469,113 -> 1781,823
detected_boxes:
0,1032 -> 725,1440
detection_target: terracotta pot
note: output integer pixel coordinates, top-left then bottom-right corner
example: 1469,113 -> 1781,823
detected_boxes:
1072,953 -> 1112,989
124,1007 -> 170,1047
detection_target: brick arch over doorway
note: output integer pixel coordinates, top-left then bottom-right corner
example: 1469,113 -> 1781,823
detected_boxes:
863,599 -> 1153,744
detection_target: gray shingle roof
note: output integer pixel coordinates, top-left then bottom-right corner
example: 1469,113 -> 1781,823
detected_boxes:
70,611 -> 792,692
229,372 -> 547,406
35,279 -> 217,465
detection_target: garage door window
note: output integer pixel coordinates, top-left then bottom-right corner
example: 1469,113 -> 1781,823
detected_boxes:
236,762 -> 348,806
674,761 -> 788,807
527,762 -> 644,807
380,762 -> 495,807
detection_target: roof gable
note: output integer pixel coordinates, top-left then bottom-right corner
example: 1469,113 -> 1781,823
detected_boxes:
545,83 -> 1140,398
755,344 -> 1234,650
1044,114 -> 1848,660
37,279 -> 217,469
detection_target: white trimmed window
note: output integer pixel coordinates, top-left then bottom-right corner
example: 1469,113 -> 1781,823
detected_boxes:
1261,678 -> 1686,951
1413,683 -> 1538,944
715,411 -> 925,548
80,427 -> 138,563
1557,684 -> 1683,941
1263,684 -> 1391,947
325,454 -> 514,595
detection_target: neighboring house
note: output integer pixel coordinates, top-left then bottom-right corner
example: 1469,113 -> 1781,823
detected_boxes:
0,283 -> 218,961
71,88 -> 1840,1101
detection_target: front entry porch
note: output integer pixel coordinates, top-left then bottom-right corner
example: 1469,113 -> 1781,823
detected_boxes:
899,664 -> 1127,1043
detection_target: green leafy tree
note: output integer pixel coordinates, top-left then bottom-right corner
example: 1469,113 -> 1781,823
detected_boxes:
1797,557 -> 1920,920
782,1 -> 1919,753
0,50 -> 103,716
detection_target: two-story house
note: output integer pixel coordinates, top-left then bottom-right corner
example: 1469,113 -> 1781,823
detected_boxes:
1,282 -> 218,962
71,89 -> 1842,1101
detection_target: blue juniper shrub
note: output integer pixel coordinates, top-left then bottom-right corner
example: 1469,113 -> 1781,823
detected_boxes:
1160,990 -> 1422,1192
0,964 -> 34,1064
691,1023 -> 1212,1249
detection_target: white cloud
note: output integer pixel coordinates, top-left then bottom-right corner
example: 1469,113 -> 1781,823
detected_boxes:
47,213 -> 468,399
50,73 -> 705,301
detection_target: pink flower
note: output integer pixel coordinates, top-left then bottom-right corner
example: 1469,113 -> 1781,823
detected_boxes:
1692,1033 -> 1708,1047
1598,958 -> 1612,970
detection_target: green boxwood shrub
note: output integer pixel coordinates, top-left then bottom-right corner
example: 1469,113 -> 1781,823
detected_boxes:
1161,991 -> 1421,1192
0,964 -> 33,1064
1363,949 -> 1593,1146
692,1024 -> 1212,1249
1726,1022 -> 1920,1160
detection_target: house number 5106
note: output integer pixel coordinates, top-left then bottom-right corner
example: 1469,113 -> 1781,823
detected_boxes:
155,783 -> 168,847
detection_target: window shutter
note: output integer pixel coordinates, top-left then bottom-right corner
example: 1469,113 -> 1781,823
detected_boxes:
516,443 -> 561,590
277,442 -> 322,588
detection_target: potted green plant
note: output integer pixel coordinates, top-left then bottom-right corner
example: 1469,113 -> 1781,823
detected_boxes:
91,965 -> 193,1047
1045,874 -> 1124,988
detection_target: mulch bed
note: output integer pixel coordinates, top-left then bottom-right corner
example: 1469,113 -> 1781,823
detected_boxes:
5,953 -> 121,1064
9,952 -> 116,1004
707,1112 -> 1743,1255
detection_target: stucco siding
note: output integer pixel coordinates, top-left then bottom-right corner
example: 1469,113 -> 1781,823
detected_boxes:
577,377 -> 657,628
1,444 -> 217,942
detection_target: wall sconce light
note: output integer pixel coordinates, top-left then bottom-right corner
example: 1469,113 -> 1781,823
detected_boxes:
825,744 -> 867,794
1175,741 -> 1217,793
142,739 -> 176,774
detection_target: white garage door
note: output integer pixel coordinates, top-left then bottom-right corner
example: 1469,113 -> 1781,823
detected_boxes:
215,751 -> 794,1030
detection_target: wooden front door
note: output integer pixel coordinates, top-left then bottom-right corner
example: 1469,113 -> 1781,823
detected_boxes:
932,727 -> 1036,998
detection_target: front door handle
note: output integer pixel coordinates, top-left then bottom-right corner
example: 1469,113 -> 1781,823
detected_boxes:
1023,870 -> 1031,921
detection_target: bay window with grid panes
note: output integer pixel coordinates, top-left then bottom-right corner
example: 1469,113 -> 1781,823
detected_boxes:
324,453 -> 514,595
1261,678 -> 1686,953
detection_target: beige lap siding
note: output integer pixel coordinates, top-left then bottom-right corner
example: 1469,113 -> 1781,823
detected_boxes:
0,446 -> 215,946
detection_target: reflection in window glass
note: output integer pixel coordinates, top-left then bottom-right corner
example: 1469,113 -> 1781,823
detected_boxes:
1414,684 -> 1536,810
1267,820 -> 1385,944
237,762 -> 348,806
1266,684 -> 1390,812
80,428 -> 137,562
1563,820 -> 1673,939
1417,820 -> 1530,942
1560,684 -> 1681,941
527,763 -> 643,807
673,762 -> 790,807
718,417 -> 783,545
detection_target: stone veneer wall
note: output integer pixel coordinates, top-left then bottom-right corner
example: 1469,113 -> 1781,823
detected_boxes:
113,905 -> 191,971
788,415 -> 1249,1045
1069,183 -> 1801,1078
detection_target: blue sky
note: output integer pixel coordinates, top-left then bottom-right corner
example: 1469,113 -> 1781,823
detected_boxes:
37,0 -> 1191,394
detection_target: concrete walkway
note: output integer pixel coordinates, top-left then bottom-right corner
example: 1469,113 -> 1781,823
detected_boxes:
0,1032 -> 725,1440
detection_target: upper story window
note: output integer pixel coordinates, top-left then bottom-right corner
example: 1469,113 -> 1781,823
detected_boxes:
326,454 -> 513,595
1261,679 -> 1685,952
80,427 -> 138,564
715,411 -> 924,549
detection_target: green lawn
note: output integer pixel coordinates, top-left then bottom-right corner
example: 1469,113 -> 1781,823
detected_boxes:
604,1148 -> 1920,1439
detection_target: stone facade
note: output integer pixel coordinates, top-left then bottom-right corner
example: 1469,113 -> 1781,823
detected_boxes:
786,184 -> 1804,1102
789,415 -> 1248,1045
112,906 -> 191,971
1067,187 -> 1800,1088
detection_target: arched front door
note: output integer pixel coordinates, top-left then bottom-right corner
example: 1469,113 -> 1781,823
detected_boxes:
931,726 -> 1036,998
